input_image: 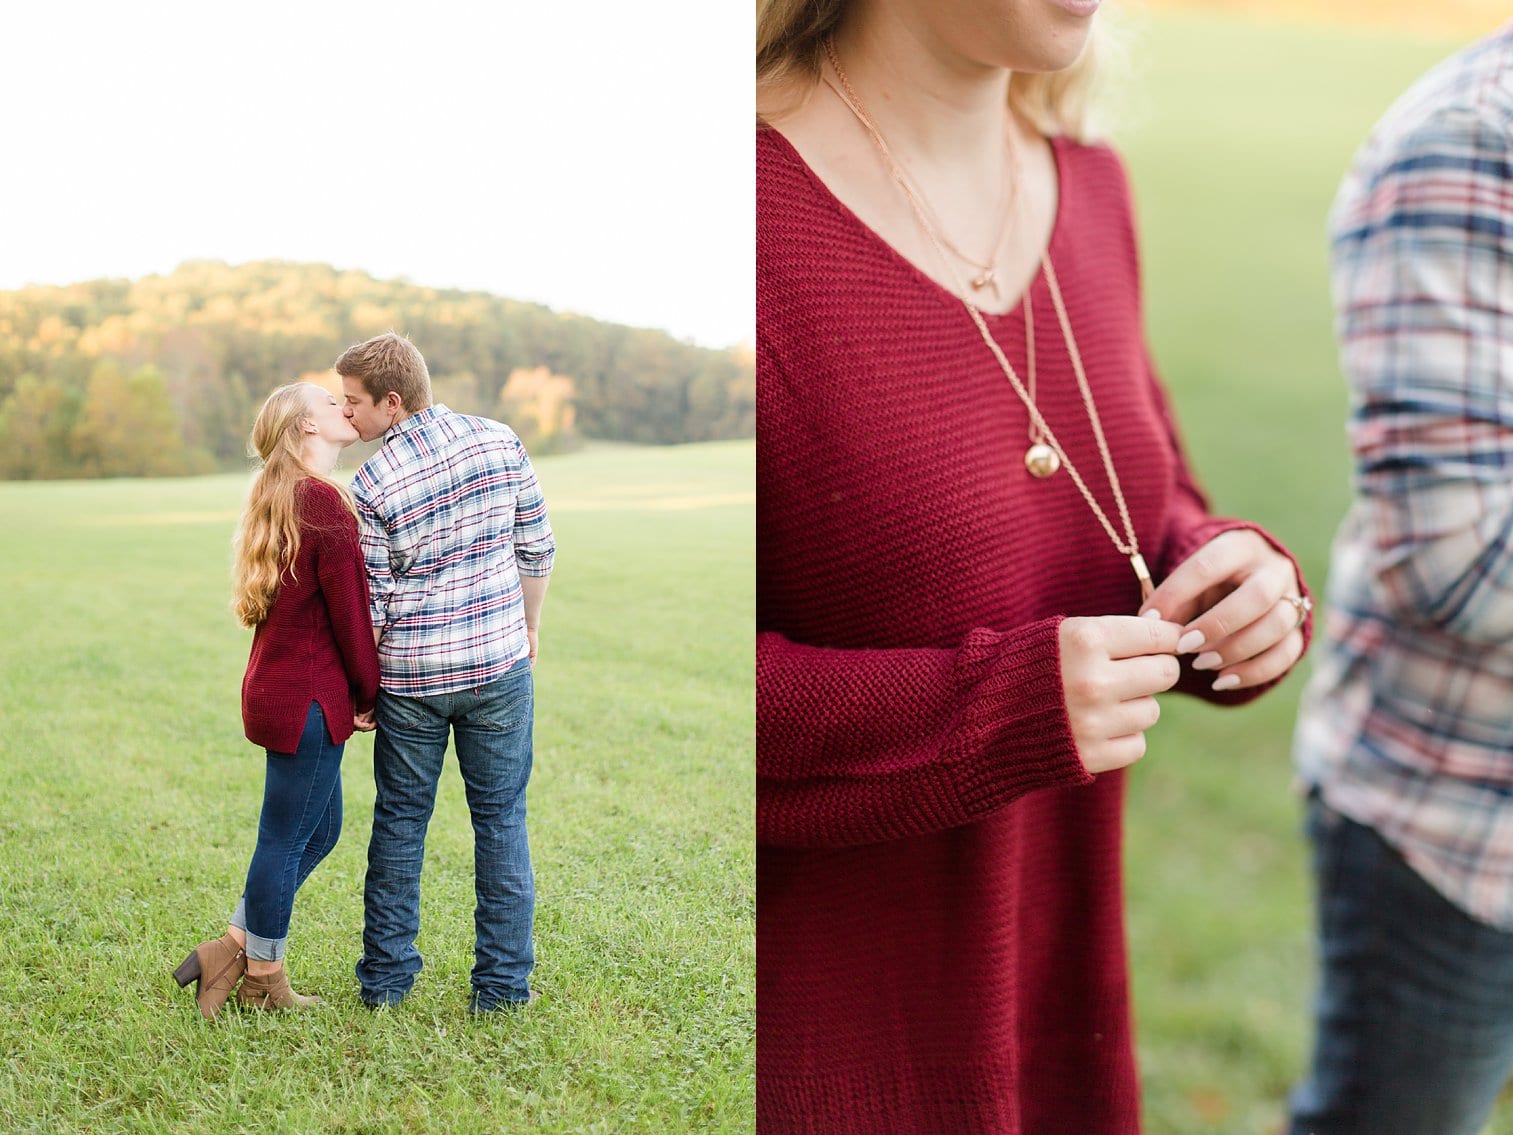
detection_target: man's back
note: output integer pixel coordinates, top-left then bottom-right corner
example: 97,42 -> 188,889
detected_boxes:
352,404 -> 555,697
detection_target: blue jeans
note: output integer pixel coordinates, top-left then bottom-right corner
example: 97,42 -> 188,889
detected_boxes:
1288,793 -> 1513,1135
356,666 -> 535,1010
230,701 -> 344,961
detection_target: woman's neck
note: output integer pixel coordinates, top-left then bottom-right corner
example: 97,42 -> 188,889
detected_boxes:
829,9 -> 1014,169
301,438 -> 340,476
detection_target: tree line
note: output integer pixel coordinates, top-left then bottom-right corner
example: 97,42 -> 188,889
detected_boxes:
0,260 -> 754,479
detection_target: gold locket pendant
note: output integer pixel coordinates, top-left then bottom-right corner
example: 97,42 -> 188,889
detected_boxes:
1024,442 -> 1060,479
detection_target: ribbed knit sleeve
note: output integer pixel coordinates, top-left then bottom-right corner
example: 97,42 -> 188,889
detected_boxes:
1100,148 -> 1313,702
304,482 -> 381,715
757,620 -> 1090,849
1140,346 -> 1314,705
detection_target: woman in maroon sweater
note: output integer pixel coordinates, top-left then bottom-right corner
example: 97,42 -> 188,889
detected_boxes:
172,382 -> 380,1017
757,1 -> 1311,1130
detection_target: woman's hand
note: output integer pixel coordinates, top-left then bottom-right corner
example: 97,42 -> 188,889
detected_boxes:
1139,529 -> 1308,693
1059,615 -> 1184,774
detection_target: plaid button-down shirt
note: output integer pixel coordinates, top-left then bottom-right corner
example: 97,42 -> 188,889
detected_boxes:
352,404 -> 555,698
1294,25 -> 1513,929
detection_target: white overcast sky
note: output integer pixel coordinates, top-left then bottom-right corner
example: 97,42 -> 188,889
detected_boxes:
0,1 -> 753,349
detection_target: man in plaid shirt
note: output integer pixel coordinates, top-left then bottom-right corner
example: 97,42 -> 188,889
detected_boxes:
338,332 -> 555,1013
1289,25 -> 1513,1135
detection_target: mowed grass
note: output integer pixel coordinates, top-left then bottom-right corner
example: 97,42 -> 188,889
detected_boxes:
0,439 -> 754,1134
1118,11 -> 1505,1134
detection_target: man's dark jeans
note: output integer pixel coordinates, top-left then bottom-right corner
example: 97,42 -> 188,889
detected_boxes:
1288,792 -> 1513,1135
356,665 -> 535,1011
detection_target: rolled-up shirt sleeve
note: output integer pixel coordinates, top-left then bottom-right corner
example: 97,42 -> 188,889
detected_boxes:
511,441 -> 555,577
1332,103 -> 1513,645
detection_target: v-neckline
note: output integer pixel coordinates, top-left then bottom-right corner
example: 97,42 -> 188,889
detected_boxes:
759,125 -> 1071,325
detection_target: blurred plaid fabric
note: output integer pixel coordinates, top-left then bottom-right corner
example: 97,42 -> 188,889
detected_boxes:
1295,24 -> 1513,929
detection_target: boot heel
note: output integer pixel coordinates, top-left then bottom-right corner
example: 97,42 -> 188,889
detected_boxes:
172,951 -> 202,988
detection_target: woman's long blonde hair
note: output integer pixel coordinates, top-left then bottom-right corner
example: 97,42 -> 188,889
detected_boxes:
756,0 -> 1119,141
231,383 -> 358,627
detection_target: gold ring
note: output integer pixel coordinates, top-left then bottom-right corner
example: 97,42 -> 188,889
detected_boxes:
1282,594 -> 1313,630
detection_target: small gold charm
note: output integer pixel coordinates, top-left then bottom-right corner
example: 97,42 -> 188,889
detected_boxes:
1130,553 -> 1154,602
1025,443 -> 1060,478
971,270 -> 996,290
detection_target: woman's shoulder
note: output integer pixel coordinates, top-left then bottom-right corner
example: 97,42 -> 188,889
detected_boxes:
295,475 -> 340,503
1049,133 -> 1142,269
295,477 -> 354,524
756,123 -> 871,295
758,126 -> 809,224
1054,133 -> 1133,203
757,123 -> 802,169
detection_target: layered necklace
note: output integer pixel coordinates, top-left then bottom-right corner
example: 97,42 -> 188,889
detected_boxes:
820,37 -> 1154,602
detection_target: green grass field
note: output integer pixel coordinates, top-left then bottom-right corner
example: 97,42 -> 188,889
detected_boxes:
1119,11 -> 1506,1134
0,440 -> 754,1134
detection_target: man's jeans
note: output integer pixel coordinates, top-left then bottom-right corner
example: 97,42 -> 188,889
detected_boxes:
1288,793 -> 1513,1135
356,666 -> 535,1011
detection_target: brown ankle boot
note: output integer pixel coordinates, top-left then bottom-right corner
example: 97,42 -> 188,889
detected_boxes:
237,967 -> 323,1011
172,932 -> 247,1020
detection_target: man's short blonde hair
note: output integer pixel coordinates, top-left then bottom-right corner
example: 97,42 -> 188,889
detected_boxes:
334,332 -> 433,412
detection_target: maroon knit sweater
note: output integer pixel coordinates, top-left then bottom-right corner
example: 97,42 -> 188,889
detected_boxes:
757,129 -> 1308,1133
240,478 -> 381,753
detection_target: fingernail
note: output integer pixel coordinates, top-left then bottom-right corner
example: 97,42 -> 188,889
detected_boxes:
1141,608 -> 1162,620
1192,651 -> 1222,671
1177,630 -> 1205,654
1212,674 -> 1241,692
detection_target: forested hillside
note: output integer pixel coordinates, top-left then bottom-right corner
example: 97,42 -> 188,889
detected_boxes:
0,260 -> 754,478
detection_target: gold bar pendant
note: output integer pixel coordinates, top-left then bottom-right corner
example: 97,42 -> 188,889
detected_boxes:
1130,553 -> 1154,603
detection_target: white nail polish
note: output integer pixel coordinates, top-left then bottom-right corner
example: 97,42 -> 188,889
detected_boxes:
1177,630 -> 1205,654
1192,652 -> 1221,671
1212,674 -> 1241,692
1141,608 -> 1162,620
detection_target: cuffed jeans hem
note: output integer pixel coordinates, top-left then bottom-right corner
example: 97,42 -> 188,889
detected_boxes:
355,954 -> 419,1006
469,990 -> 533,1013
244,928 -> 288,962
229,898 -> 288,962
360,990 -> 408,1009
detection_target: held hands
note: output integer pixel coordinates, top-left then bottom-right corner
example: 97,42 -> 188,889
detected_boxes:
353,709 -> 377,732
1059,615 -> 1184,774
1138,529 -> 1307,693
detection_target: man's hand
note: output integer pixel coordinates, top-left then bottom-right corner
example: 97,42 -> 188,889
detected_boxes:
353,709 -> 377,732
521,574 -> 549,667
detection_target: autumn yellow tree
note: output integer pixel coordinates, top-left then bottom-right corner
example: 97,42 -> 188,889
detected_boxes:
496,366 -> 580,455
0,375 -> 78,479
69,362 -> 207,477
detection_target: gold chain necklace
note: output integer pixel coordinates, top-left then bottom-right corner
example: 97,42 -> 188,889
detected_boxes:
1020,288 -> 1057,477
822,37 -> 1015,298
821,37 -> 1153,602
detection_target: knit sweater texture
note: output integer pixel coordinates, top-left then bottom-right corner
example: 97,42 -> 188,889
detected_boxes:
240,478 -> 381,753
757,127 -> 1307,1133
